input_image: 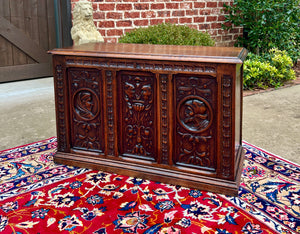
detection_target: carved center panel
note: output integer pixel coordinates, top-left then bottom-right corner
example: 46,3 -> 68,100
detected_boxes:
177,96 -> 212,133
118,71 -> 156,161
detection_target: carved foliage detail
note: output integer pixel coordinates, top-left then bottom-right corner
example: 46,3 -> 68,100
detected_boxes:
160,74 -> 168,164
120,73 -> 155,160
106,71 -> 115,155
66,58 -> 217,76
175,76 -> 216,169
221,75 -> 233,178
69,69 -> 103,152
55,65 -> 67,152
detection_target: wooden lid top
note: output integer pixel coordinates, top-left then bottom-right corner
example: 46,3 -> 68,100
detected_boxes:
50,43 -> 247,64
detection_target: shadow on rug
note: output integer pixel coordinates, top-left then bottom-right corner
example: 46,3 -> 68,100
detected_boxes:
0,138 -> 299,233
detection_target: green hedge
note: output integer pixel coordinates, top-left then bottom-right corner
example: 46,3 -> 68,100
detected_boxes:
244,49 -> 296,90
223,0 -> 300,62
119,23 -> 215,46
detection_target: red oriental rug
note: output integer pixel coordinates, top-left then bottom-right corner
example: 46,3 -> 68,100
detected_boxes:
0,138 -> 299,233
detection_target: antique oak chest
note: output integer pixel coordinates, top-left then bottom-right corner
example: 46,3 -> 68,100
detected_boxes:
50,43 -> 247,196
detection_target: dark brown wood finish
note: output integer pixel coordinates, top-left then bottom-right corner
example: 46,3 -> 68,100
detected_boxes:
50,43 -> 247,196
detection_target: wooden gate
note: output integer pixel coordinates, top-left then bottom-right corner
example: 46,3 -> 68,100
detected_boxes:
0,0 -> 57,83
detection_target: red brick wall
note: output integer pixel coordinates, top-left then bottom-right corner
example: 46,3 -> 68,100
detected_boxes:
71,0 -> 242,46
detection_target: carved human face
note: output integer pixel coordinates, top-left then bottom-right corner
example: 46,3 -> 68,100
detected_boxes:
178,98 -> 212,133
124,82 -> 152,104
185,99 -> 207,118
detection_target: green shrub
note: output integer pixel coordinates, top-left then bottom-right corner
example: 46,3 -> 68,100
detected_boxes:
119,23 -> 215,46
244,49 -> 296,90
223,0 -> 300,62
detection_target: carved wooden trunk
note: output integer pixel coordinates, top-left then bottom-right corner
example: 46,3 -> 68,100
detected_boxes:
50,43 -> 247,196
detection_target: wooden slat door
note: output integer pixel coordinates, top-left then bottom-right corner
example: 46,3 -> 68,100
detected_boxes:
0,0 -> 56,83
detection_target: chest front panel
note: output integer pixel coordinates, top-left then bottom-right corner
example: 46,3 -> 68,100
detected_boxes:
51,44 -> 246,196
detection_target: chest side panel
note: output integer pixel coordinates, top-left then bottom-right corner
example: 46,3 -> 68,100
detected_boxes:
174,75 -> 217,171
68,68 -> 104,153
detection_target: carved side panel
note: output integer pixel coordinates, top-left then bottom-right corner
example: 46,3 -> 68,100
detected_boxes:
68,68 -> 104,152
118,71 -> 156,161
220,75 -> 233,178
174,75 -> 216,170
55,64 -> 68,152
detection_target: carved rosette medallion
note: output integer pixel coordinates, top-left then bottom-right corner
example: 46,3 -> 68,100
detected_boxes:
177,96 -> 212,133
175,76 -> 216,169
69,69 -> 103,152
119,72 -> 156,160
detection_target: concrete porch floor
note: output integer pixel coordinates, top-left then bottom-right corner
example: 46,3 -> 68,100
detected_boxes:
0,77 -> 299,165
